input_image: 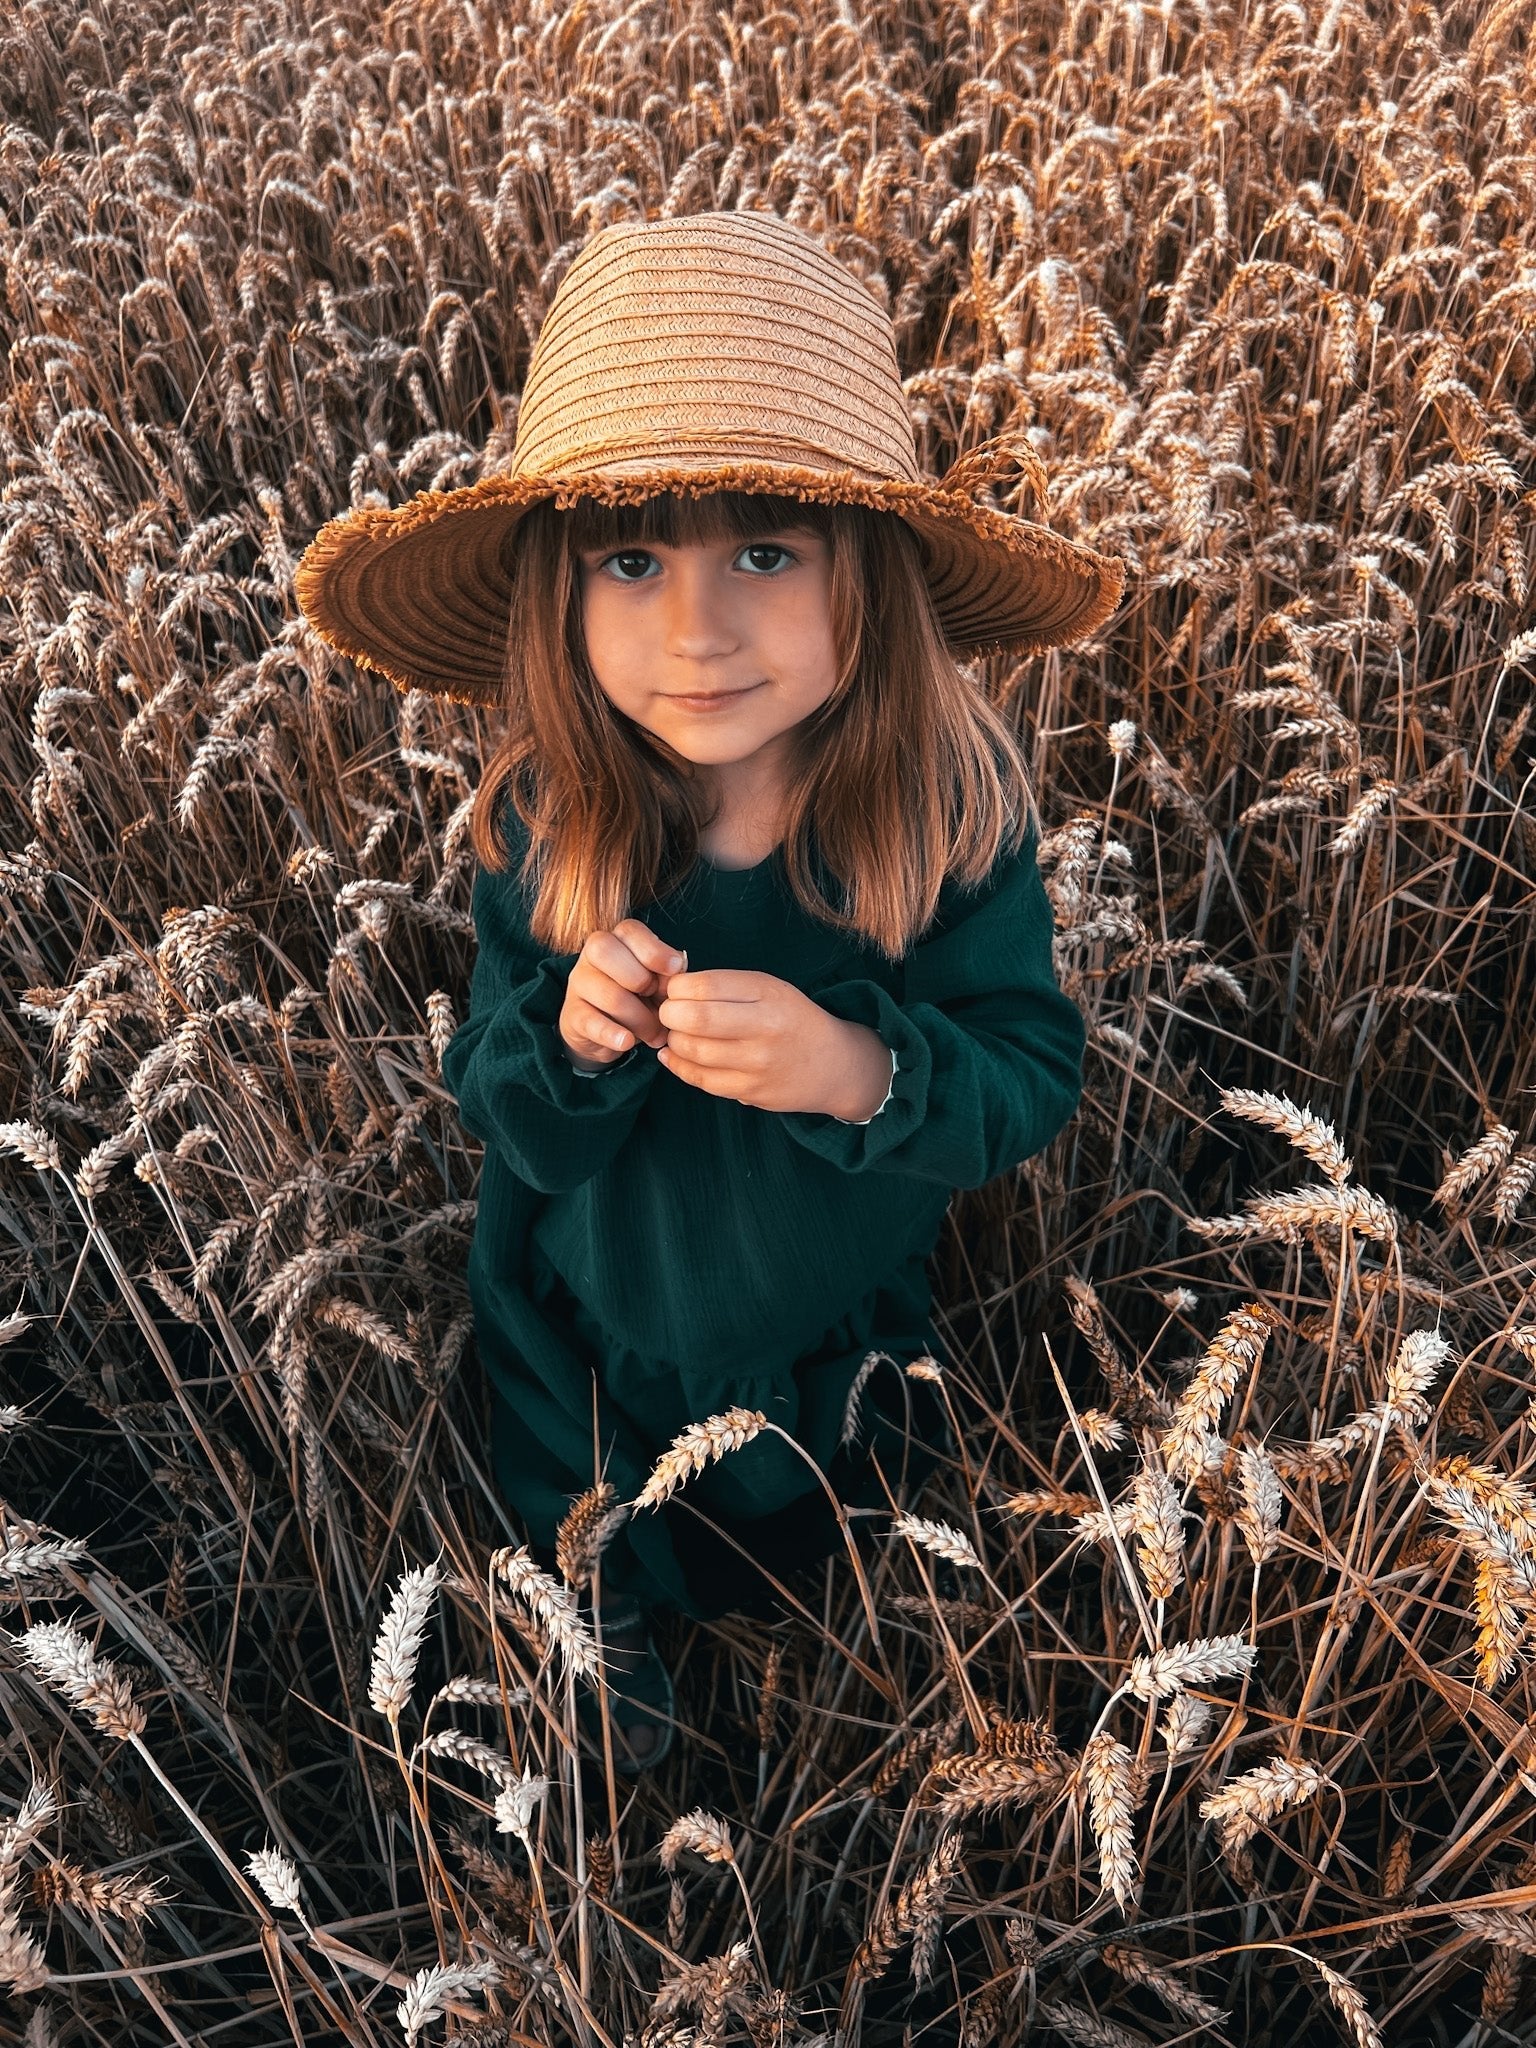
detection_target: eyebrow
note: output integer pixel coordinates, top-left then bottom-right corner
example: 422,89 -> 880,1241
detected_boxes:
578,520 -> 821,557
738,519 -> 821,543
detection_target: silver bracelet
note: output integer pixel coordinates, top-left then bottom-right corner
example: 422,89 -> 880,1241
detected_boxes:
833,1045 -> 898,1124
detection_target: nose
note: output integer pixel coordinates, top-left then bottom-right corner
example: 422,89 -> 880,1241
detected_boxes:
662,554 -> 738,662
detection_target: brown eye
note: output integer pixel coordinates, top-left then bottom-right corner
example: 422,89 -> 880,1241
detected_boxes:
605,550 -> 655,581
740,544 -> 791,573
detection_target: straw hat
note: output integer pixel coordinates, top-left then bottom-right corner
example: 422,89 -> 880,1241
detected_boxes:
295,210 -> 1124,707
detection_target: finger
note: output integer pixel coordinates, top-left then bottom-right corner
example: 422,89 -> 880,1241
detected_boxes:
580,927 -> 682,997
612,919 -> 688,981
657,1047 -> 747,1097
569,991 -> 659,1056
571,957 -> 670,1045
660,969 -> 763,1002
656,998 -> 760,1037
576,978 -> 670,1048
658,1030 -> 750,1065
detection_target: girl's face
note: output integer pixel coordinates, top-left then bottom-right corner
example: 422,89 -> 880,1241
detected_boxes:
576,522 -> 839,788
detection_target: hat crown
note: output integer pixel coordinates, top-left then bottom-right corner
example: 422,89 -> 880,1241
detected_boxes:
508,210 -> 922,486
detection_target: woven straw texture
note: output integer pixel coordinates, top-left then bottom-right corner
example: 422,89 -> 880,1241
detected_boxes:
295,210 -> 1125,706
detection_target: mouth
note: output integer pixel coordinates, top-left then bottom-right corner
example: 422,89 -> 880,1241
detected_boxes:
669,683 -> 762,710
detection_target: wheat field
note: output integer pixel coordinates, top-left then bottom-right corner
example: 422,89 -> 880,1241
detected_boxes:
1,0 -> 1535,2042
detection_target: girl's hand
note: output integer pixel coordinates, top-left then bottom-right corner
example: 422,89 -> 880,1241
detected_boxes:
656,969 -> 893,1119
558,922 -> 687,1071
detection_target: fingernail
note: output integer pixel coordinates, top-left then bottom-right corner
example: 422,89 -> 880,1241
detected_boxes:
667,952 -> 684,970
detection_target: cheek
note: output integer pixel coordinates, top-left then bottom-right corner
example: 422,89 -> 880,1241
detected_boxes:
801,558 -> 841,671
774,588 -> 841,698
580,587 -> 639,689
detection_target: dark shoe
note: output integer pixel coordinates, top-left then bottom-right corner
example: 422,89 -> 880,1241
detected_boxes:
577,1597 -> 676,1774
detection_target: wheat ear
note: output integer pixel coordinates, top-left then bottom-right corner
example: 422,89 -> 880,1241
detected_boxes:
634,1406 -> 767,1510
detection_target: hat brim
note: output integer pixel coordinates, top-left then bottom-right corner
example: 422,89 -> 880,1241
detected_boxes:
294,464 -> 1126,707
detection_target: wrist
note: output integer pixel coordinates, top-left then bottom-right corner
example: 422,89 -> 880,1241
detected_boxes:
822,1020 -> 897,1122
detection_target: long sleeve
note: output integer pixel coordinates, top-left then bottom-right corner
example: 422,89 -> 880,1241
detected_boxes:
440,820 -> 660,1193
777,826 -> 1084,1189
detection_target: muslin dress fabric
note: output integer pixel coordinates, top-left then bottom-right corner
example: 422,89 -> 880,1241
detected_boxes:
441,809 -> 1085,1620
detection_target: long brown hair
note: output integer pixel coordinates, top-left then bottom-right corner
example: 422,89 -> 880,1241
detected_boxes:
468,489 -> 1036,962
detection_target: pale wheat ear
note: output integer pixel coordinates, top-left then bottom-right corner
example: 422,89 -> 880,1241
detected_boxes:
1127,1634 -> 1257,1700
658,1808 -> 735,1870
1078,1732 -> 1141,1910
1199,1754 -> 1331,1860
632,1406 -> 768,1509
1160,1692 -> 1215,1758
15,1620 -> 145,1744
489,1545 -> 599,1679
245,1843 -> 303,1916
368,1559 -> 441,1723
395,1959 -> 503,2045
888,1510 -> 982,1572
1219,1085 -> 1354,1185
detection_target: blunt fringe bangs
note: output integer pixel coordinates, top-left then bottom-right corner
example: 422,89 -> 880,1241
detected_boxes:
468,490 -> 1037,963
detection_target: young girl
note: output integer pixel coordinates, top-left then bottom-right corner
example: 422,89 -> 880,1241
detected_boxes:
296,209 -> 1122,1772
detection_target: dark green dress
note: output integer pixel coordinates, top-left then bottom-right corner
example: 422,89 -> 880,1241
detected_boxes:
440,809 -> 1085,1620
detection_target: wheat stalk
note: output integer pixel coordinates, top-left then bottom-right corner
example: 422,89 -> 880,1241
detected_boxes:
1035,1998 -> 1150,2048
659,1810 -> 736,1871
1102,1942 -> 1228,2025
848,1830 -> 964,1986
1454,1908 -> 1536,1957
493,1769 -> 549,1849
490,1544 -> 599,1679
245,1844 -> 303,1917
1310,1958 -> 1384,2048
929,1728 -> 1070,1818
1219,1088 -> 1353,1184
1160,1693 -> 1215,1757
1236,1443 -> 1283,1563
429,1675 -> 529,1709
1482,1944 -> 1522,2022
633,1407 -> 768,1510
0,1779 -> 56,1898
1080,1733 -> 1140,1909
1435,1124 -> 1518,1211
14,1620 -> 145,1742
420,1729 -> 521,1788
1200,1756 -> 1329,1852
368,1561 -> 440,1722
1189,1182 -> 1398,1246
1131,1459 -> 1186,1601
1127,1635 -> 1258,1700
0,1908 -> 48,1996
890,1512 -> 984,1571
1161,1302 -> 1278,1478
395,1959 -> 501,2044
555,1480 -> 628,1589
33,1862 -> 165,1923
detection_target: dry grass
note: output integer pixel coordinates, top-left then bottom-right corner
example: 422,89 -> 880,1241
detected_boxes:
1,0 -> 1535,2042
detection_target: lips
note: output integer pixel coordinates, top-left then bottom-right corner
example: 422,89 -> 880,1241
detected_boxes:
670,683 -> 761,707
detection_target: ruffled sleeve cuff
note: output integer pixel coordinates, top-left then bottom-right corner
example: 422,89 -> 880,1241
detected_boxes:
776,978 -> 933,1170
